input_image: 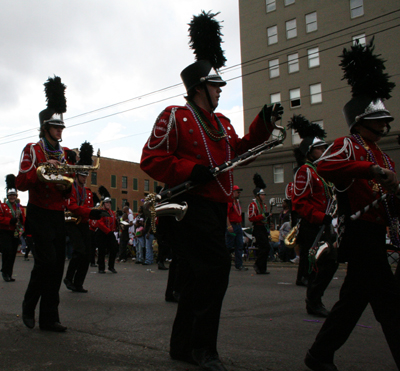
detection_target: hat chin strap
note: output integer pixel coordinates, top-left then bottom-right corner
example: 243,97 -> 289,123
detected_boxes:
360,122 -> 391,138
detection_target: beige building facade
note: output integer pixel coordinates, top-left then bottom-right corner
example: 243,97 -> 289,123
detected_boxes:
236,0 -> 400,225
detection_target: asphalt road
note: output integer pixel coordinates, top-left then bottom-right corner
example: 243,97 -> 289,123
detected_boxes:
0,257 -> 397,371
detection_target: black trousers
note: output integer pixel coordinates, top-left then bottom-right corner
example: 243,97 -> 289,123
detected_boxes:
95,230 -> 118,271
309,221 -> 400,368
0,230 -> 19,277
252,225 -> 270,273
169,194 -> 231,355
23,203 -> 66,325
65,222 -> 91,288
89,229 -> 97,265
297,220 -> 338,303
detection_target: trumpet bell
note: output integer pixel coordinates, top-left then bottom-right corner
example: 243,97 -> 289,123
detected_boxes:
153,202 -> 188,221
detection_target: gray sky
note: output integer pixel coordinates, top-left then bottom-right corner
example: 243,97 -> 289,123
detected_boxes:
0,1 -> 245,204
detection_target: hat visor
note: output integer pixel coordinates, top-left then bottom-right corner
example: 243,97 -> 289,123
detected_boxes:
363,112 -> 394,122
204,77 -> 227,86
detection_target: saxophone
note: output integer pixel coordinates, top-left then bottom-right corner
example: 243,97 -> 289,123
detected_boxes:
284,224 -> 299,247
37,149 -> 101,188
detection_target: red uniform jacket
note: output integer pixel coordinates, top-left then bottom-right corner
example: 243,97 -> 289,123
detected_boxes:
0,202 -> 26,232
66,183 -> 94,224
292,164 -> 331,225
140,104 -> 275,203
89,219 -> 98,231
16,142 -> 72,211
248,200 -> 268,226
316,136 -> 398,226
97,208 -> 117,234
227,199 -> 242,224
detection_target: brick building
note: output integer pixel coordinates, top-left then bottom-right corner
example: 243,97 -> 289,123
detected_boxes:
89,156 -> 161,213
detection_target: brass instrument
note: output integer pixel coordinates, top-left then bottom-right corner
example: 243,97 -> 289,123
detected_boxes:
65,210 -> 82,224
284,223 -> 299,247
37,149 -> 101,188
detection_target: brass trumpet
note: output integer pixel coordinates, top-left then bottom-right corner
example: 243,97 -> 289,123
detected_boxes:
37,149 -> 101,188
65,211 -> 82,224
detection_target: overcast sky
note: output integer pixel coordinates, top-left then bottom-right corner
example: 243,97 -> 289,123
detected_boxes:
0,1 -> 245,204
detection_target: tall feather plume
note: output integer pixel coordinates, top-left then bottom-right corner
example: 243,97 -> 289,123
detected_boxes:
188,10 -> 226,69
5,174 -> 16,190
78,141 -> 94,166
287,115 -> 326,140
339,37 -> 395,100
253,173 -> 266,189
65,149 -> 77,164
43,75 -> 67,113
98,185 -> 110,200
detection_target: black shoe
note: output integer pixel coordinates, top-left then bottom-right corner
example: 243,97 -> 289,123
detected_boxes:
90,263 -> 97,267
306,299 -> 330,318
98,270 -> 106,274
158,262 -> 168,270
304,351 -> 337,371
108,268 -> 117,273
63,278 -> 76,291
253,264 -> 270,275
170,350 -> 197,365
2,273 -> 14,282
192,348 -> 227,371
135,261 -> 142,264
22,302 -> 35,329
39,322 -> 67,332
142,262 -> 150,265
72,286 -> 88,293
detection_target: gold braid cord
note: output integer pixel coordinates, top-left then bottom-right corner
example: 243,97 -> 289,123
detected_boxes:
145,193 -> 157,234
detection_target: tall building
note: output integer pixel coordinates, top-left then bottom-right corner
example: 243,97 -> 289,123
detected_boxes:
236,0 -> 400,225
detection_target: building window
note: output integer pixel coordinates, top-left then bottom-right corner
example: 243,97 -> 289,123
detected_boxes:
144,179 -> 149,192
288,53 -> 299,73
274,165 -> 284,184
267,25 -> 278,45
353,34 -> 366,46
122,176 -> 128,189
313,120 -> 324,130
270,93 -> 281,104
111,175 -> 116,188
308,47 -> 320,68
154,181 -> 158,191
91,172 -> 97,185
285,0 -> 295,5
133,200 -> 138,213
286,19 -> 297,39
111,198 -> 116,211
290,88 -> 301,108
122,198 -> 127,209
305,12 -> 317,33
266,0 -> 276,12
269,59 -> 280,78
350,0 -> 363,18
133,178 -> 138,191
310,83 -> 322,104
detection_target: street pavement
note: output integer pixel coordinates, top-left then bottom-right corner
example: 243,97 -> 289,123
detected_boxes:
0,256 -> 397,371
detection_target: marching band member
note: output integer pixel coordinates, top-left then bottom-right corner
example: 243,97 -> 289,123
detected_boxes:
0,175 -> 25,282
64,142 -> 106,293
16,76 -> 73,332
95,186 -> 118,274
248,174 -> 271,275
289,115 -> 338,318
305,39 -> 400,371
140,11 -> 283,371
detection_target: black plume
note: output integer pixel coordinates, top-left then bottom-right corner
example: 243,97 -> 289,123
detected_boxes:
253,173 -> 266,189
65,149 -> 77,164
78,141 -> 94,166
98,185 -> 110,200
188,10 -> 226,69
43,75 -> 67,113
287,115 -> 326,140
5,174 -> 16,190
339,37 -> 395,100
93,192 -> 100,205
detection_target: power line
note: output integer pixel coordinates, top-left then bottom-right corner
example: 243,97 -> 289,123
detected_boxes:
0,11 -> 399,146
